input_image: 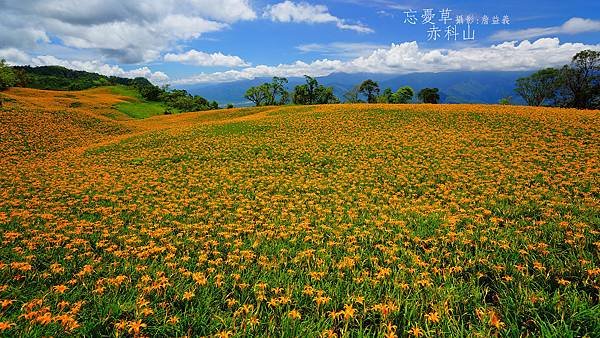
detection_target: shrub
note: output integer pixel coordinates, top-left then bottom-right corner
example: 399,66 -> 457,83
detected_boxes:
0,59 -> 16,91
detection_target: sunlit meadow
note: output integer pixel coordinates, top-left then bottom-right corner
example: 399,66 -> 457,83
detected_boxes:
0,88 -> 599,337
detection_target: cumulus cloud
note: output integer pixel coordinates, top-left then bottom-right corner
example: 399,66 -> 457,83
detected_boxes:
0,0 -> 256,63
175,38 -> 600,84
264,1 -> 373,33
296,42 -> 389,58
491,17 -> 600,41
164,50 -> 250,67
0,48 -> 32,65
42,16 -> 226,63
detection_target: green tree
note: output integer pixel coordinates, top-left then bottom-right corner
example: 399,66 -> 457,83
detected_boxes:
343,85 -> 362,103
392,86 -> 414,103
266,77 -> 289,105
245,85 -> 268,106
161,89 -> 212,112
139,84 -> 163,101
13,68 -> 29,87
558,50 -> 600,109
293,76 -> 338,105
245,77 -> 289,107
314,86 -> 339,104
377,88 -> 394,103
418,88 -> 440,104
359,79 -> 380,103
515,68 -> 561,106
499,96 -> 513,105
293,76 -> 319,105
130,77 -> 154,89
0,59 -> 16,91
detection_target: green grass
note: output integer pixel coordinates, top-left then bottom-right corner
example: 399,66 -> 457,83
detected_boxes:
108,85 -> 167,119
108,85 -> 141,100
206,121 -> 272,136
114,101 -> 167,119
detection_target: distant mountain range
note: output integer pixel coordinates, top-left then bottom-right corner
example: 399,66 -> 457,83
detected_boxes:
179,71 -> 532,106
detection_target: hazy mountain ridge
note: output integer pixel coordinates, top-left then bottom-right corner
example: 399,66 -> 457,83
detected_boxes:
180,71 -> 532,106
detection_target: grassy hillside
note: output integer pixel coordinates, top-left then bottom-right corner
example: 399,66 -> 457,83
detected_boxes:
0,87 -> 133,159
11,65 -> 142,91
0,89 -> 599,337
108,85 -> 168,119
9,66 -> 219,116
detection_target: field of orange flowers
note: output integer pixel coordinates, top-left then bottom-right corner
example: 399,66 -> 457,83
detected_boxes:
0,88 -> 599,337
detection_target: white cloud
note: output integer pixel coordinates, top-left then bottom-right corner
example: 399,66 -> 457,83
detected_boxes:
175,38 -> 600,85
491,17 -> 600,41
164,50 -> 249,67
296,42 -> 389,58
186,0 -> 257,23
40,15 -> 227,63
0,48 -> 32,64
324,0 -> 412,11
0,0 -> 256,63
264,1 -> 373,33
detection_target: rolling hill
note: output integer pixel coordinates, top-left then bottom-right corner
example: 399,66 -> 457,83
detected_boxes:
1,87 -> 598,337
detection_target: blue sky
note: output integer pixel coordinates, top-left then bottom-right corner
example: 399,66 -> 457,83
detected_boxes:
1,0 -> 599,85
